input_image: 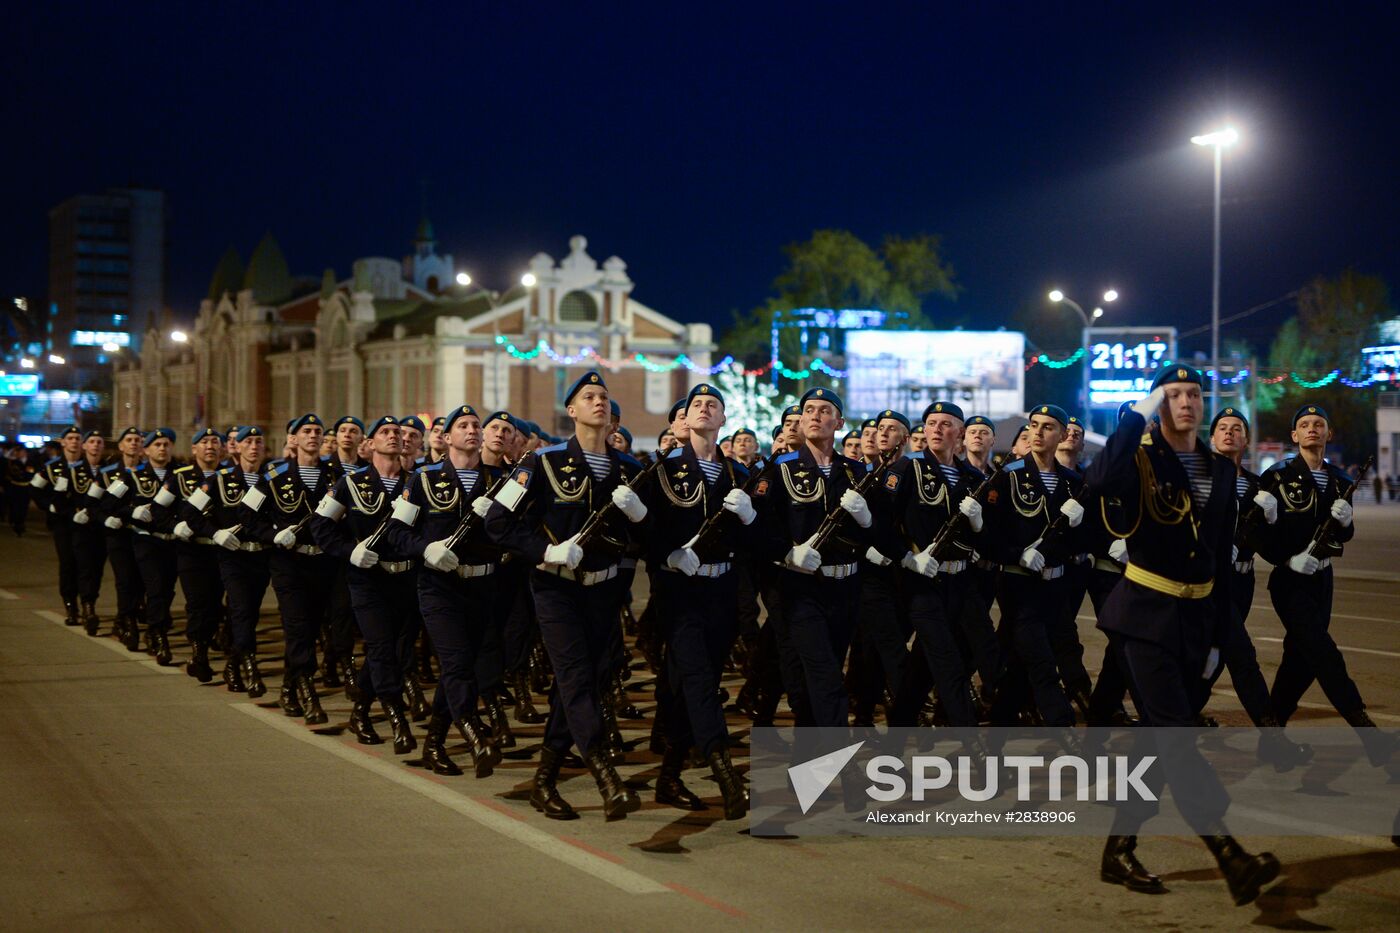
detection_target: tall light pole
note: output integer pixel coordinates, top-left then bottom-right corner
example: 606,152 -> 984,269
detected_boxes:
1047,289 -> 1117,419
1191,127 -> 1239,413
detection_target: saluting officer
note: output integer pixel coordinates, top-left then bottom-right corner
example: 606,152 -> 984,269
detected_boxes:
113,428 -> 180,665
71,430 -> 110,636
312,416 -> 419,754
29,426 -> 85,625
97,426 -> 147,649
483,371 -> 647,822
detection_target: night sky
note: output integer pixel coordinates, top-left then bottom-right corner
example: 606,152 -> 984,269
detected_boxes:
6,2 -> 1396,355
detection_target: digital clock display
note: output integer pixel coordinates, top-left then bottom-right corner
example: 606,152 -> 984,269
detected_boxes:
1083,327 -> 1177,408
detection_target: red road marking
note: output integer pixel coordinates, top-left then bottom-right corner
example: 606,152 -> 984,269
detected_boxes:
879,876 -> 971,911
665,882 -> 748,918
473,795 -> 528,823
558,834 -> 625,864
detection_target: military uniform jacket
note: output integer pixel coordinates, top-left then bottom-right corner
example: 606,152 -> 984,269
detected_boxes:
877,451 -> 983,560
981,455 -> 1087,567
30,457 -> 82,519
1248,456 -> 1355,565
484,436 -> 646,571
383,459 -> 506,566
757,444 -> 871,567
243,459 -> 338,546
311,463 -> 415,564
149,463 -> 219,538
1084,410 -> 1236,646
641,442 -> 753,567
102,460 -> 176,534
183,464 -> 264,540
1228,465 -> 1264,563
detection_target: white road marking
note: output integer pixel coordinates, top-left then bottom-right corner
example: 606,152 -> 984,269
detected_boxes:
1252,635 -> 1400,660
0,587 -> 20,599
34,609 -> 183,674
231,704 -> 670,896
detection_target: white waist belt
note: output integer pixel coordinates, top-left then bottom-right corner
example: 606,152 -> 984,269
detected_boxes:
939,560 -> 969,574
1233,559 -> 1254,574
454,563 -> 495,579
536,564 -> 619,586
664,561 -> 731,578
379,560 -> 414,574
819,562 -> 858,580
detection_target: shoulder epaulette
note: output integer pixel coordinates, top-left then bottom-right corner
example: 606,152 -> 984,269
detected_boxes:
538,442 -> 567,455
100,463 -> 120,474
617,452 -> 642,469
774,451 -> 800,465
272,461 -> 291,475
1002,458 -> 1026,471
1263,460 -> 1288,474
666,447 -> 684,460
422,460 -> 445,473
174,464 -> 194,473
348,463 -> 370,474
44,456 -> 62,467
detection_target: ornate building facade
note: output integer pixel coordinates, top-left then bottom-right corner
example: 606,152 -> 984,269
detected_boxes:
113,229 -> 713,445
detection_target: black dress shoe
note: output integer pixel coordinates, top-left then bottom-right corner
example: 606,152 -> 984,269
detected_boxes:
1100,835 -> 1166,893
152,630 -> 173,667
455,717 -> 502,778
381,698 -> 417,754
1256,716 -> 1314,772
586,748 -> 640,821
298,675 -> 328,725
530,748 -> 579,820
186,642 -> 214,683
656,745 -> 705,811
1201,832 -> 1280,906
279,679 -> 305,718
349,700 -> 382,745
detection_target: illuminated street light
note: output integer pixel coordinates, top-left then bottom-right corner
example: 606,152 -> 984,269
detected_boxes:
1092,308 -> 1104,319
1192,125 -> 1240,412
20,358 -> 34,368
521,273 -> 537,288
48,354 -> 65,365
102,342 -> 119,352
1103,289 -> 1119,303
1191,128 -> 1239,148
1048,289 -> 1065,303
455,272 -> 471,287
170,330 -> 188,343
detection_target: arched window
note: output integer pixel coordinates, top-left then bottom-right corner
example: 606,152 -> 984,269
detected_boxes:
558,290 -> 598,323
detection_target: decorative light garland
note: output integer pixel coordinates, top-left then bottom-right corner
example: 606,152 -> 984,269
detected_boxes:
1037,348 -> 1086,369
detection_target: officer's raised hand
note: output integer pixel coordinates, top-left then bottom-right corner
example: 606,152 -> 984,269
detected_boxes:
958,496 -> 984,532
543,534 -> 584,569
424,539 -> 460,572
273,527 -> 299,549
1253,490 -> 1278,524
1287,550 -> 1320,575
1019,544 -> 1046,573
1132,386 -> 1166,419
1059,498 -> 1084,528
349,540 -> 379,568
213,528 -> 242,551
666,547 -> 700,576
839,489 -> 873,528
785,535 -> 822,573
722,488 -> 756,524
611,486 -> 648,522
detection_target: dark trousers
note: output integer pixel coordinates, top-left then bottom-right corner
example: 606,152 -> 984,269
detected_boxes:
49,518 -> 78,604
498,561 -> 535,675
1085,566 -> 1133,723
1268,566 -> 1364,722
1205,570 -> 1272,724
853,564 -> 907,715
954,564 -> 1000,687
891,570 -> 977,727
269,551 -> 331,680
105,529 -> 143,619
324,562 -> 357,659
217,549 -> 270,656
777,570 -> 860,729
421,570 -> 494,722
348,566 -> 418,702
1049,561 -> 1094,697
132,534 -> 178,634
8,488 -> 29,533
653,569 -> 737,757
531,571 -> 623,757
735,561 -> 761,642
990,571 -> 1075,727
177,543 -> 224,645
72,523 -> 106,603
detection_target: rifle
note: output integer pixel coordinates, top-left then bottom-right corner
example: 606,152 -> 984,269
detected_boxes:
1309,455 -> 1373,559
443,458 -> 515,557
810,447 -> 901,552
928,458 -> 1005,561
690,456 -> 778,563
575,455 -> 666,559
1031,479 -> 1094,565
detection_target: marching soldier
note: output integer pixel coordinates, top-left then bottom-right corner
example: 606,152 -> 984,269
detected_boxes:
28,426 -> 84,625
483,371 -> 647,821
858,417 -> 879,465
98,426 -> 147,649
399,415 -> 427,471
731,428 -> 760,469
425,415 -> 448,464
71,430 -> 109,635
311,416 -> 420,754
323,415 -> 368,692
909,424 -> 926,453
112,428 -> 180,665
958,415 -> 1001,701
1049,413 -> 1095,718
471,411 -> 524,741
841,430 -> 862,460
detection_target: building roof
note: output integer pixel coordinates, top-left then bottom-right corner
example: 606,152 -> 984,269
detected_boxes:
207,247 -> 245,300
243,232 -> 292,304
366,291 -> 498,339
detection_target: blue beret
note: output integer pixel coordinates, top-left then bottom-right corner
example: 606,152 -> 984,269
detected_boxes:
142,427 -> 176,447
799,386 -> 844,415
922,401 -> 964,423
860,418 -> 878,430
1292,404 -> 1329,428
667,398 -> 688,423
771,425 -> 783,439
333,416 -> 364,433
60,425 -> 82,439
842,430 -> 861,445
1117,401 -> 1136,422
910,423 -> 924,434
686,382 -> 725,409
192,427 -> 222,444
782,404 -> 802,420
1029,404 -> 1069,428
964,415 -> 995,431
484,410 -> 518,433
234,425 -> 264,442
399,415 -> 426,434
615,426 -> 633,447
288,413 -> 323,433
117,426 -> 142,441
1211,407 -> 1250,434
431,416 -> 445,429
443,404 -> 479,434
732,428 -> 756,441
1067,414 -> 1085,429
609,399 -> 621,419
82,430 -> 104,442
875,409 -> 911,432
1150,364 -> 1203,390
366,415 -> 400,438
563,370 -> 607,407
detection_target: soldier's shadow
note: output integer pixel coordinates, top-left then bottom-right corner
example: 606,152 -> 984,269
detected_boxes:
1162,846 -> 1400,929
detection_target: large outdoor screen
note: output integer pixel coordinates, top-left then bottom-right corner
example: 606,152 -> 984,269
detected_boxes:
843,330 -> 1025,419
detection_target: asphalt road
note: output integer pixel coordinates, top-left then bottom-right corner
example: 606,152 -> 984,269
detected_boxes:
2,503 -> 1398,931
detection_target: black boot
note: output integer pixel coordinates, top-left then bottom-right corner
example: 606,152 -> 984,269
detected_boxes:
1100,835 -> 1166,893
1070,687 -> 1092,724
82,601 -> 99,636
403,676 -> 430,723
122,616 -> 141,652
530,748 -> 579,820
423,713 -> 462,775
338,657 -> 360,701
530,641 -> 551,694
484,692 -> 515,749
321,647 -> 342,688
241,655 -> 267,699
1201,830 -> 1281,906
349,699 -> 382,745
417,636 -> 438,684
381,698 -> 417,754
279,678 -> 305,718
1255,714 -> 1314,772
586,748 -> 640,821
186,641 -> 213,683
455,717 -> 502,778
512,669 -> 545,724
706,747 -> 749,820
151,629 -> 172,666
614,671 -> 643,720
298,675 -> 328,725
655,744 -> 706,811
601,705 -> 627,765
63,601 -> 80,626
222,653 -> 246,693
1344,709 -> 1399,766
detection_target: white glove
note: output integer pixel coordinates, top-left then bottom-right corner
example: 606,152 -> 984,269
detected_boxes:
902,548 -> 939,578
1252,490 -> 1278,524
72,508 -> 90,525
611,486 -> 648,522
864,546 -> 891,567
471,496 -> 492,518
53,476 -> 69,492
1020,546 -> 1046,573
839,489 -> 873,528
785,537 -> 822,573
1132,386 -> 1166,419
1108,538 -> 1128,564
103,516 -> 123,530
350,541 -> 379,568
173,521 -> 194,541
543,534 -> 584,569
722,488 -> 756,525
107,479 -> 129,499
273,527 -> 299,549
131,504 -> 154,523
1287,550 -> 1319,575
1059,498 -> 1084,528
1202,646 -> 1221,680
424,539 -> 460,572
958,496 -> 984,533
1330,499 -> 1353,527
666,547 -> 700,576
213,528 -> 242,551
30,473 -> 48,489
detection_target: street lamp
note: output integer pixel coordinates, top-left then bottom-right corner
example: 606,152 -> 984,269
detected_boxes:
521,272 -> 537,288
1047,289 -> 1117,328
19,358 -> 34,369
1192,126 -> 1239,411
455,272 -> 472,287
48,354 -> 65,365
170,330 -> 188,343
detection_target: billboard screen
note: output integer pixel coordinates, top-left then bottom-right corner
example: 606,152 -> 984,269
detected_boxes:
843,330 -> 1025,419
1083,327 -> 1177,408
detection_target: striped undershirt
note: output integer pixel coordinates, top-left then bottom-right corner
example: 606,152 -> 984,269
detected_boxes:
1039,470 -> 1059,495
379,475 -> 402,495
938,462 -> 961,487
1234,475 -> 1249,499
456,468 -> 480,496
696,459 -> 723,485
1176,451 -> 1213,509
152,466 -> 167,482
297,465 -> 321,490
582,451 -> 611,480
819,464 -> 832,477
241,471 -> 260,489
1310,468 -> 1330,491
